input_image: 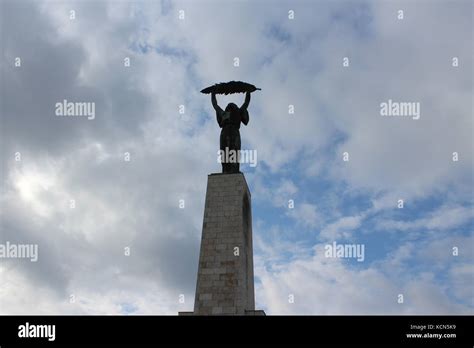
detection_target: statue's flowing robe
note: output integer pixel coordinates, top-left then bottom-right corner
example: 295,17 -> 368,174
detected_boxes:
216,107 -> 249,173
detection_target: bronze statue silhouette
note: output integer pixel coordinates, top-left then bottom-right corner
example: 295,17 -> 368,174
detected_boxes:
201,81 -> 260,174
212,91 -> 250,173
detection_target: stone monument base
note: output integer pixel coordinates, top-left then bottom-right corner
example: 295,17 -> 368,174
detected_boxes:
179,173 -> 265,316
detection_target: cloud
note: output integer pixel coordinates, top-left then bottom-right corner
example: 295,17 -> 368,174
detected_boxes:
287,202 -> 321,228
255,238 -> 473,314
1,0 -> 472,315
376,205 -> 474,232
320,214 -> 364,240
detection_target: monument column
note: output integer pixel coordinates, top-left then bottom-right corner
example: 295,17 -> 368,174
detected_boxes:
179,81 -> 264,315
180,173 -> 264,315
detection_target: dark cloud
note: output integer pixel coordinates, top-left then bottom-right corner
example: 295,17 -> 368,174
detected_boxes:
0,0 -> 471,314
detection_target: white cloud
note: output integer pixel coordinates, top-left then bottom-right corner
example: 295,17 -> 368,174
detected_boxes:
1,0 -> 471,316
287,202 -> 321,228
320,215 -> 364,240
376,205 -> 473,232
255,239 -> 472,314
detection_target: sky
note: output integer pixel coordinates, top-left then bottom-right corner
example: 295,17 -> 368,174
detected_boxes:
0,0 -> 472,315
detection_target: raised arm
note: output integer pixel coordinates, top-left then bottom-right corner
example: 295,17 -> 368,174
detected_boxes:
240,91 -> 251,111
211,92 -> 223,113
211,93 -> 224,127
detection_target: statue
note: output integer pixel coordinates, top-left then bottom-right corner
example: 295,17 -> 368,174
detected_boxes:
201,81 -> 260,174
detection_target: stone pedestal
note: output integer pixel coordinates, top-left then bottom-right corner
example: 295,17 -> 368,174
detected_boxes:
180,173 -> 264,315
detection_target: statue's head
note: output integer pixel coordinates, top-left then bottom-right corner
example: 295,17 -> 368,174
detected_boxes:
225,103 -> 239,113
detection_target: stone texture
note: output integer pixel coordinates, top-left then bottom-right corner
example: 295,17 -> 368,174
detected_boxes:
192,173 -> 258,315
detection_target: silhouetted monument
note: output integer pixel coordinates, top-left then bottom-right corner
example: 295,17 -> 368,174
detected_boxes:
179,81 -> 264,315
212,91 -> 249,173
201,80 -> 260,173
